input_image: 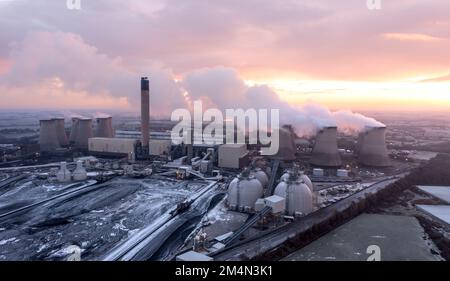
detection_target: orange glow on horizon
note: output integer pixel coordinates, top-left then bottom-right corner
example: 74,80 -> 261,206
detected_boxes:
245,78 -> 450,112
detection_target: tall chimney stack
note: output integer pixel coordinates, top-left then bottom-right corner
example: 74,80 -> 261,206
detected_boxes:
141,77 -> 150,148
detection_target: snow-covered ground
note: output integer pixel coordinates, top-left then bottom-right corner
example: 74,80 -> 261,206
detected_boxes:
0,177 -> 209,261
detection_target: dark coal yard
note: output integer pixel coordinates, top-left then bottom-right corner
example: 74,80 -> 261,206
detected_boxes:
0,176 -> 216,261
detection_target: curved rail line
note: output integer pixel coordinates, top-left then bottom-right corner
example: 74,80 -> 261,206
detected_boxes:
0,180 -> 99,220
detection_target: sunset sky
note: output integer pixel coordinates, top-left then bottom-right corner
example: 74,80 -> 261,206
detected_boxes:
0,0 -> 449,114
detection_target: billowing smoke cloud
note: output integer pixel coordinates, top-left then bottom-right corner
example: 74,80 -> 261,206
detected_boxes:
0,32 -> 384,135
1,31 -> 188,116
92,112 -> 112,118
181,67 -> 385,137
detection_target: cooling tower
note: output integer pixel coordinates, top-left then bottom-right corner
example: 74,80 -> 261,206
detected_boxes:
355,131 -> 365,154
52,118 -> 69,147
270,127 -> 296,161
69,117 -> 80,144
39,119 -> 61,152
74,118 -> 93,149
95,117 -> 114,138
310,126 -> 342,167
358,126 -> 390,167
141,77 -> 150,148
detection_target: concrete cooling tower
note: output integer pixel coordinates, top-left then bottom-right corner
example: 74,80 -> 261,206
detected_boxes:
358,126 -> 390,167
270,127 -> 296,161
52,118 -> 69,147
74,118 -> 93,149
69,117 -> 80,144
95,117 -> 114,138
310,126 -> 342,167
39,120 -> 61,152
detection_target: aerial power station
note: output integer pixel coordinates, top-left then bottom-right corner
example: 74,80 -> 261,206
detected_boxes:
0,76 -> 425,262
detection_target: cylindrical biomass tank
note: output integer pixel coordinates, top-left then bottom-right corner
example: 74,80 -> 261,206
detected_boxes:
227,175 -> 264,212
95,117 -> 114,138
69,117 -> 80,144
310,126 -> 342,167
358,126 -> 390,167
300,172 -> 314,192
52,118 -> 69,147
280,171 -> 314,192
74,118 -> 93,149
274,176 -> 313,216
39,119 -> 61,152
252,168 -> 269,188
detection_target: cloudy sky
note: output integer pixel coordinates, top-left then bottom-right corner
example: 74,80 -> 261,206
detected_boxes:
0,0 -> 449,114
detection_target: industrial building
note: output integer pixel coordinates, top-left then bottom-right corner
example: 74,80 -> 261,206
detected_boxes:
3,75 -> 424,263
218,144 -> 249,169
88,138 -> 139,161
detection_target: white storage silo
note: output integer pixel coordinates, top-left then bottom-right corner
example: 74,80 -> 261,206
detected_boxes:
227,173 -> 264,212
274,172 -> 313,216
73,160 -> 87,181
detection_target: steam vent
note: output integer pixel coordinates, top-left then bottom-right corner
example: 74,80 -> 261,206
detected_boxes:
357,126 -> 390,167
310,126 -> 342,167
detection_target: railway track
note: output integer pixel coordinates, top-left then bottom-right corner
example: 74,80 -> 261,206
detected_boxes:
102,180 -> 219,261
0,180 -> 99,220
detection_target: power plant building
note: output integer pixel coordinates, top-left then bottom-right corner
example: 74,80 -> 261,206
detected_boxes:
218,144 -> 249,169
88,138 -> 138,161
